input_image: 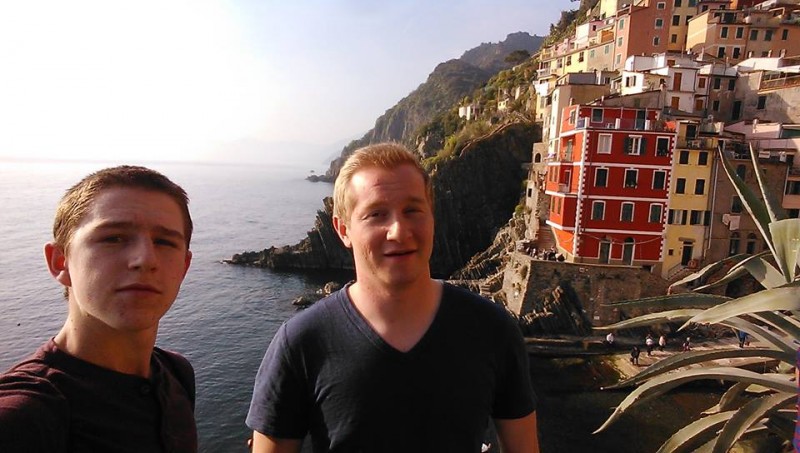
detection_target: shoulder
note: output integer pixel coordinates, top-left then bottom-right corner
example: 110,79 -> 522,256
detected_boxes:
281,288 -> 350,339
0,351 -> 69,448
441,283 -> 515,324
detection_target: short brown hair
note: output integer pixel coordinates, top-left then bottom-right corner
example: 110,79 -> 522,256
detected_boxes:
333,143 -> 432,223
53,166 -> 193,250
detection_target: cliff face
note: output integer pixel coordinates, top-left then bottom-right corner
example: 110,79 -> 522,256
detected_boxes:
317,32 -> 545,183
229,121 -> 537,276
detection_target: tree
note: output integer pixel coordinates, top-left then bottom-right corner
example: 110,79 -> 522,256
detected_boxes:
504,50 -> 531,65
594,144 -> 800,452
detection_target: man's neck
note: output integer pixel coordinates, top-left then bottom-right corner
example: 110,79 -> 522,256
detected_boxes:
54,319 -> 157,378
348,278 -> 443,352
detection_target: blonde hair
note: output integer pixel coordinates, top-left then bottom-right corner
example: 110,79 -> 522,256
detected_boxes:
53,165 -> 193,251
333,142 -> 432,223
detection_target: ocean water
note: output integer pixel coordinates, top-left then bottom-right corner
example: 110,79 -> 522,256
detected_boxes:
0,159 -> 344,452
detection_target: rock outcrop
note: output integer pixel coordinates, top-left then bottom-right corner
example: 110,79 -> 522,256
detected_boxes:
229,121 -> 538,277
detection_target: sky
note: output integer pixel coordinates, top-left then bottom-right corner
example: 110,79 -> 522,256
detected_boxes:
0,0 -> 574,165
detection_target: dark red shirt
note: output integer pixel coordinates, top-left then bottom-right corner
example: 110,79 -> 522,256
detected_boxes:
0,339 -> 197,452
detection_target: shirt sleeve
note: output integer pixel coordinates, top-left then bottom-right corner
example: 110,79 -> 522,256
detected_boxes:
0,371 -> 68,452
246,322 -> 310,439
492,316 -> 537,419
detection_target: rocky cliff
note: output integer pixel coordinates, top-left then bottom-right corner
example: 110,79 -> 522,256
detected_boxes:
229,120 -> 538,277
314,32 -> 544,183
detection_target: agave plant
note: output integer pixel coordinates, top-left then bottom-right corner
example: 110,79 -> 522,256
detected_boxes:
594,144 -> 800,452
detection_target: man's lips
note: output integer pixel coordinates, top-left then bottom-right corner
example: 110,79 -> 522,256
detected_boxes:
117,284 -> 161,294
384,250 -> 415,257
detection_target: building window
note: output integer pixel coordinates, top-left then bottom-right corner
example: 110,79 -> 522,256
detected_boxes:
757,95 -> 766,110
736,164 -> 746,180
592,201 -> 605,220
598,134 -> 612,153
729,232 -> 740,256
671,34 -> 678,43
698,77 -> 707,89
653,170 -> 666,190
750,29 -> 758,40
649,204 -> 663,223
695,179 -> 705,195
736,27 -> 744,39
656,18 -> 664,28
668,209 -> 688,224
782,29 -> 789,40
590,49 -> 595,58
656,137 -> 670,156
717,47 -> 726,58
617,37 -> 623,47
605,44 -> 610,54
616,54 -> 621,65
624,169 -> 638,188
732,47 -> 741,59
698,151 -> 709,165
592,108 -> 603,123
626,136 -> 644,155
686,15 -> 693,24
714,78 -> 722,89
746,233 -> 758,254
621,202 -> 634,222
712,100 -> 720,111
676,178 -> 686,193
595,168 -> 608,187
721,27 -> 728,38
657,2 -> 666,8
765,30 -> 773,41
618,19 -> 625,30
672,15 -> 680,26
731,195 -> 743,213
675,0 -> 682,5
679,150 -> 690,164
653,36 -> 660,46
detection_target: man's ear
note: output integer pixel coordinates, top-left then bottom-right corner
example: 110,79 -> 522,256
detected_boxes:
183,250 -> 192,278
331,215 -> 352,248
44,243 -> 71,287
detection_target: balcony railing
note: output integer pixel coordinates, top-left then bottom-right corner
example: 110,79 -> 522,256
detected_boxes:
677,137 -> 715,149
574,117 -> 674,132
760,73 -> 800,91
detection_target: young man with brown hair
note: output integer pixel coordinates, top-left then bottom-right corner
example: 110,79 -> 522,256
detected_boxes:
247,143 -> 539,452
0,166 -> 197,452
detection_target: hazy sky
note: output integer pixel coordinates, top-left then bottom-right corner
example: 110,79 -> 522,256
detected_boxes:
0,0 -> 573,164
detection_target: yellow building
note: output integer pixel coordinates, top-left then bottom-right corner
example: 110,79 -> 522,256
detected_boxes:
662,120 -> 721,279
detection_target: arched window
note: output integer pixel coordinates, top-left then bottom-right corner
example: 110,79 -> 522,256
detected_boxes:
729,232 -> 740,256
534,153 -> 542,163
746,233 -> 757,254
622,237 -> 635,265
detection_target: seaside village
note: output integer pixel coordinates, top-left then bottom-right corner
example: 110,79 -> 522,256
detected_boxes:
462,0 -> 800,328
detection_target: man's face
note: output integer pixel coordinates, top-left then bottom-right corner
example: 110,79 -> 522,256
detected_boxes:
334,164 -> 434,290
46,187 -> 192,334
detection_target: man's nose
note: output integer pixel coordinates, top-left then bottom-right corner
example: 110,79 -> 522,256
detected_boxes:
129,238 -> 158,270
386,216 -> 410,241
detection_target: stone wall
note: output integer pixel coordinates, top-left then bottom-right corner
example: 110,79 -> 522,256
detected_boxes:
502,252 -> 671,329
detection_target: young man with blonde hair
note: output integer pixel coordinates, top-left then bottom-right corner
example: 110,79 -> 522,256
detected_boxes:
0,166 -> 197,452
247,143 -> 539,452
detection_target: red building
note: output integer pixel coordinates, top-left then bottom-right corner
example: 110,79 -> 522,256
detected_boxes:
545,105 -> 676,268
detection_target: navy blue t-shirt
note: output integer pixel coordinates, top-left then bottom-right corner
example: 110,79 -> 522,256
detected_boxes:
247,282 -> 536,452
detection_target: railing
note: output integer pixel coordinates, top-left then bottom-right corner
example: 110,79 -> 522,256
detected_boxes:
677,137 -> 715,149
537,67 -> 552,78
574,117 -> 675,132
760,73 -> 800,91
558,183 -> 571,193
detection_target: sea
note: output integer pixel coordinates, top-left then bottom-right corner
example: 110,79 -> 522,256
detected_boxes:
0,159 -> 344,452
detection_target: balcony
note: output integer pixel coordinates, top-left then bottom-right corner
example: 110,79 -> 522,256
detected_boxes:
574,117 -> 674,132
537,67 -> 553,78
557,183 -> 572,193
760,73 -> 800,91
677,137 -> 715,149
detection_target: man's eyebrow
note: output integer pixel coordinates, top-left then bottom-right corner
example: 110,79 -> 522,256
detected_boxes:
94,221 -> 186,240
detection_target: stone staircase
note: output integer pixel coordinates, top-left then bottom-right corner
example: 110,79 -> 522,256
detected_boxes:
533,221 -> 556,252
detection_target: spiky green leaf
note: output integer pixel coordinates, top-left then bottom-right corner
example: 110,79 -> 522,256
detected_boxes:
668,254 -> 749,291
603,348 -> 791,390
594,368 -> 795,434
716,146 -> 776,256
736,254 -> 786,289
655,411 -> 735,453
748,143 -> 786,225
687,286 -> 800,325
694,266 -> 749,292
712,392 -> 796,453
751,311 -> 800,340
594,309 -> 702,332
602,293 -> 730,310
769,218 -> 800,282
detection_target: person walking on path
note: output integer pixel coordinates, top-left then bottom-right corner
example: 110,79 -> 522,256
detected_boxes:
630,346 -> 640,366
645,334 -> 655,356
683,337 -> 692,351
605,332 -> 615,348
658,335 -> 667,352
738,330 -> 749,348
